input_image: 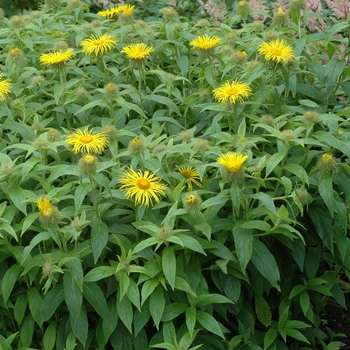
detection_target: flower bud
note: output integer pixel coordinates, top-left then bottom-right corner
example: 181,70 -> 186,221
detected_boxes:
103,82 -> 119,99
128,136 -> 146,156
42,261 -> 53,277
33,138 -> 50,149
302,111 -> 318,126
183,192 -> 203,215
192,139 -> 210,153
78,154 -> 99,174
317,153 -> 337,174
9,15 -> 25,28
103,125 -> 118,140
156,227 -> 173,241
54,40 -> 69,51
178,130 -> 193,142
236,0 -> 250,22
47,129 -> 62,142
272,7 -> 288,27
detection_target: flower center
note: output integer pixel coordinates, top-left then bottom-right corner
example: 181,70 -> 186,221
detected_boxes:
226,87 -> 238,96
42,207 -> 54,217
79,135 -> 94,144
181,170 -> 192,179
137,179 -> 151,190
270,48 -> 282,56
93,40 -> 104,46
185,195 -> 196,203
84,155 -> 95,164
322,154 -> 333,162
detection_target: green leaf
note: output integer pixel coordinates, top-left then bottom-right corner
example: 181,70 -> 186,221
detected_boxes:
194,293 -> 234,307
70,305 -> 88,347
318,175 -> 334,216
27,287 -> 43,326
264,326 -> 278,350
74,183 -> 95,213
42,285 -> 65,321
118,270 -> 130,301
149,285 -> 165,330
177,234 -> 206,255
162,246 -> 176,290
283,163 -> 309,185
103,301 -> 118,341
22,232 -> 51,263
233,226 -> 253,272
43,322 -> 57,350
126,279 -> 141,311
0,222 -> 18,241
251,239 -> 280,290
115,96 -> 147,119
20,315 -> 34,347
83,282 -> 108,318
185,307 -> 196,338
255,296 -> 272,327
196,310 -> 224,338
141,279 -> 159,305
2,264 -> 21,304
14,294 -> 27,325
299,291 -> 310,317
20,213 -> 39,237
74,99 -> 109,115
91,223 -> 109,263
250,192 -> 277,215
64,272 -> 82,322
117,293 -> 133,333
8,185 -> 27,214
144,95 -> 181,116
83,266 -> 115,282
161,302 -> 187,322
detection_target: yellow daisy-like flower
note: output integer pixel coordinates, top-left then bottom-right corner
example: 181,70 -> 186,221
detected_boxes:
37,196 -> 54,217
0,73 -> 12,100
212,80 -> 252,105
121,4 -> 135,17
177,166 -> 203,191
80,34 -> 116,56
40,49 -> 75,66
66,127 -> 108,154
121,43 -> 154,61
36,196 -> 61,226
217,152 -> 248,173
97,6 -> 124,19
118,168 -> 167,207
190,35 -> 221,51
258,39 -> 294,64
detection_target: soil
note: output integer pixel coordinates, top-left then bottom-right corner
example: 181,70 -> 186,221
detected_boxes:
322,293 -> 350,349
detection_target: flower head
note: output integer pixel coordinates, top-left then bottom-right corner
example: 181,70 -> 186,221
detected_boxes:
177,166 -> 202,191
118,168 -> 166,207
78,154 -> 99,174
121,43 -> 154,62
0,73 -> 12,100
40,49 -> 75,67
183,192 -> 203,215
80,34 -> 116,56
213,80 -> 252,105
66,127 -> 108,154
6,48 -> 24,63
37,196 -> 60,226
128,136 -> 146,156
258,39 -> 294,64
190,35 -> 221,53
217,152 -> 248,173
121,4 -> 135,18
317,153 -> 337,174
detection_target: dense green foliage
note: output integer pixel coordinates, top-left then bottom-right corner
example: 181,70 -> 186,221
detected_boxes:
0,0 -> 349,349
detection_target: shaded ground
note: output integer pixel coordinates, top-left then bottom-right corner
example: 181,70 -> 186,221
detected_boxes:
322,293 -> 350,349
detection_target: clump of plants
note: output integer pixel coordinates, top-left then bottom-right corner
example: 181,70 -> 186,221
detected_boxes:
0,0 -> 349,349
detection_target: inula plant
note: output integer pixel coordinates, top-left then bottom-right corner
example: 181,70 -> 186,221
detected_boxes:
0,0 -> 349,349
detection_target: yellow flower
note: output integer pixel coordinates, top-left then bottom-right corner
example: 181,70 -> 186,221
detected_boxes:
177,166 -> 202,191
80,34 -> 116,56
212,80 -> 252,105
258,39 -> 294,64
118,168 -> 166,207
190,35 -> 221,51
217,152 -> 248,173
0,73 -> 12,100
40,49 -> 75,66
121,4 -> 135,17
37,196 -> 60,226
37,196 -> 54,217
121,43 -> 154,61
66,127 -> 108,154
